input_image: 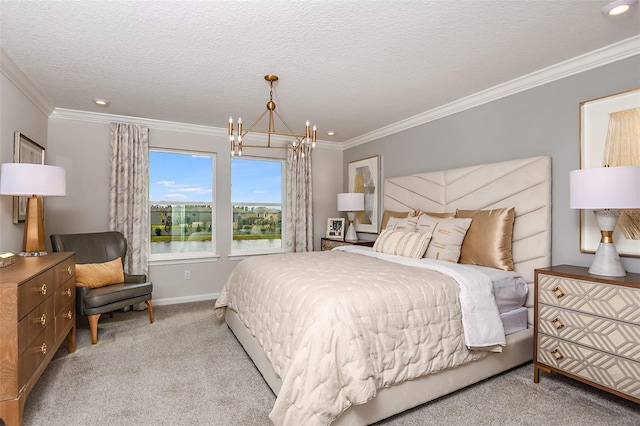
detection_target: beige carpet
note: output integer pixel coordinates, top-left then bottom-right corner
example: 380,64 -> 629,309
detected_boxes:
23,301 -> 638,425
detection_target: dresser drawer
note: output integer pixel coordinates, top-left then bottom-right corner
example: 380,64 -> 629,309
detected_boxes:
54,257 -> 75,289
538,305 -> 640,361
55,296 -> 75,342
17,268 -> 56,320
537,334 -> 640,399
17,296 -> 54,357
537,274 -> 640,323
18,324 -> 56,392
54,280 -> 75,315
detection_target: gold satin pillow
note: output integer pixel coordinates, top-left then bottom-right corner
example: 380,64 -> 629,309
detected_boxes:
456,208 -> 516,271
75,257 -> 125,288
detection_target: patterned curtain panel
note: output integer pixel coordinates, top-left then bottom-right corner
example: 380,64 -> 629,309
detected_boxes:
285,145 -> 314,252
109,123 -> 150,275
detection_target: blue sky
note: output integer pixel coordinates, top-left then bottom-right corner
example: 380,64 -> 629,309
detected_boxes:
149,151 -> 281,204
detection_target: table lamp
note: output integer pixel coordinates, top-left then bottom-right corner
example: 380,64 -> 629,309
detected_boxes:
337,192 -> 364,242
0,163 -> 66,256
569,165 -> 640,276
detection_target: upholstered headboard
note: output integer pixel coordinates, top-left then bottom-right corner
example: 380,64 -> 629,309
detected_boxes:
384,156 -> 552,324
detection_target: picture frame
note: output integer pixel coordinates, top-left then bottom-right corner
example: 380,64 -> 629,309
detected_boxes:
578,88 -> 640,258
13,132 -> 45,224
348,155 -> 380,233
326,218 -> 345,240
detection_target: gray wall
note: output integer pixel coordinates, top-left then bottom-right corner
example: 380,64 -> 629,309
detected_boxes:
44,117 -> 343,303
345,56 -> 640,274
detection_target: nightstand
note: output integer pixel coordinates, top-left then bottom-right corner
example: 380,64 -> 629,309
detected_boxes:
320,238 -> 375,251
533,265 -> 640,403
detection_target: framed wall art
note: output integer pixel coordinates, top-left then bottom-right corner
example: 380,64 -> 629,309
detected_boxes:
13,132 -> 45,223
326,218 -> 345,240
348,155 -> 380,234
579,88 -> 640,257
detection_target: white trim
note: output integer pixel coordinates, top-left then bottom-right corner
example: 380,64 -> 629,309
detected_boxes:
152,292 -> 219,306
0,49 -> 54,116
343,35 -> 640,149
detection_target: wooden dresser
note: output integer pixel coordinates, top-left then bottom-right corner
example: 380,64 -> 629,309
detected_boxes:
534,265 -> 639,403
0,252 -> 76,426
320,238 -> 375,251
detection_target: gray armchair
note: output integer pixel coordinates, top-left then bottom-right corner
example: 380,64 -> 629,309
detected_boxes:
50,231 -> 154,344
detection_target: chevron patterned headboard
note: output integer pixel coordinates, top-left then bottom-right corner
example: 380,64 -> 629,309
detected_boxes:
384,156 -> 552,324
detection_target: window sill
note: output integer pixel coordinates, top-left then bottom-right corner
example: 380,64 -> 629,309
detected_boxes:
149,254 -> 219,266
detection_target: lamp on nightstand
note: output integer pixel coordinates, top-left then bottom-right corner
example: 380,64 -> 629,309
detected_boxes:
0,163 -> 66,256
570,166 -> 640,277
337,192 -> 364,242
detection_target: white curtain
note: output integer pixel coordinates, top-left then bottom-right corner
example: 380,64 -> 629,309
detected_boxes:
109,123 -> 150,275
285,145 -> 314,252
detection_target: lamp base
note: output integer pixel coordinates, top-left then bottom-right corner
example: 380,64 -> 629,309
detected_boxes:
22,195 -> 47,254
345,212 -> 358,242
588,210 -> 626,277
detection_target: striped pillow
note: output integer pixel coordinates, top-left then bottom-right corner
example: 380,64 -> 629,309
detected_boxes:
373,230 -> 432,259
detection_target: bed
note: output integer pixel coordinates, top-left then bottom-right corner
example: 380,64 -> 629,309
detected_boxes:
215,155 -> 552,425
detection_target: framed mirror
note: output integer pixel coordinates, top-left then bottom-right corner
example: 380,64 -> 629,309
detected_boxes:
13,132 -> 45,223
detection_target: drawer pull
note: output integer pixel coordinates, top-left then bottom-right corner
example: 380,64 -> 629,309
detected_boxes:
552,286 -> 565,299
39,314 -> 47,326
40,343 -> 47,355
65,288 -> 72,297
551,317 -> 565,330
66,265 -> 72,275
39,284 -> 47,295
551,348 -> 564,361
65,311 -> 73,320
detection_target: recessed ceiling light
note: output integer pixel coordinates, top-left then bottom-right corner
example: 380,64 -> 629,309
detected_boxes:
327,131 -> 336,136
602,0 -> 637,16
93,98 -> 110,106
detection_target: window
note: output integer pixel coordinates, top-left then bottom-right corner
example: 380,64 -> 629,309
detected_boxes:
149,150 -> 215,260
231,157 -> 285,255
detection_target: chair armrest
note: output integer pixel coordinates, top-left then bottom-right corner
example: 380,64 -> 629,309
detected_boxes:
124,273 -> 147,283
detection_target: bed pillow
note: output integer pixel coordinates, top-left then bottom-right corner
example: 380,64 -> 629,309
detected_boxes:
415,213 -> 439,235
373,230 -> 432,259
380,209 -> 420,230
455,207 -> 516,271
385,215 -> 419,232
75,257 -> 125,288
418,211 -> 455,219
424,217 -> 472,263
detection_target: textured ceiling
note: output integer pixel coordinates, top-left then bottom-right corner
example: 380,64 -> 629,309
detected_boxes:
1,1 -> 639,143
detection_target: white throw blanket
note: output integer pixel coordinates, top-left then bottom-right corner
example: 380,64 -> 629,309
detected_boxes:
215,250 -> 503,426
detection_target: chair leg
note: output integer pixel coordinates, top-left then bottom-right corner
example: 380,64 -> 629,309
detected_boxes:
87,314 -> 101,345
145,299 -> 154,324
109,311 -> 114,318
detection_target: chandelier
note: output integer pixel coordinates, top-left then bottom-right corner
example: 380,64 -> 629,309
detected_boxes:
228,75 -> 316,157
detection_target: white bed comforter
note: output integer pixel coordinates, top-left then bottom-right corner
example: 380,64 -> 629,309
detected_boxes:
214,249 -> 505,426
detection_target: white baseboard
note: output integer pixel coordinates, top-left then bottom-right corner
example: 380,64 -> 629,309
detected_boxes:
152,293 -> 219,306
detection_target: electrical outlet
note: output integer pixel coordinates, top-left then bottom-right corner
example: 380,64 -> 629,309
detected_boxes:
184,270 -> 191,280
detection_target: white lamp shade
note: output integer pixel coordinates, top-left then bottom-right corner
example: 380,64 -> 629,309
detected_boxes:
570,166 -> 640,209
0,163 -> 66,196
337,192 -> 364,211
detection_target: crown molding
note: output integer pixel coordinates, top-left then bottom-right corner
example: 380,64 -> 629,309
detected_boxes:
0,49 -> 54,116
342,35 -> 640,150
49,108 -> 339,149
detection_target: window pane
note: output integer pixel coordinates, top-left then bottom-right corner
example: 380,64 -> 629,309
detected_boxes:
150,150 -> 214,258
231,157 -> 284,254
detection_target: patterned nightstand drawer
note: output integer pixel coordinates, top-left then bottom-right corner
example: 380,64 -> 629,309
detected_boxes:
537,274 -> 640,323
538,304 -> 640,360
537,334 -> 640,399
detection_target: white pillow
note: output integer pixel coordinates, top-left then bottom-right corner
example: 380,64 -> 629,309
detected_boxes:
424,217 -> 472,263
373,230 -> 432,259
385,216 -> 419,232
416,213 -> 439,235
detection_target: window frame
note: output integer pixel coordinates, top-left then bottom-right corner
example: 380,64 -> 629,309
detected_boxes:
230,155 -> 286,257
148,148 -> 216,262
